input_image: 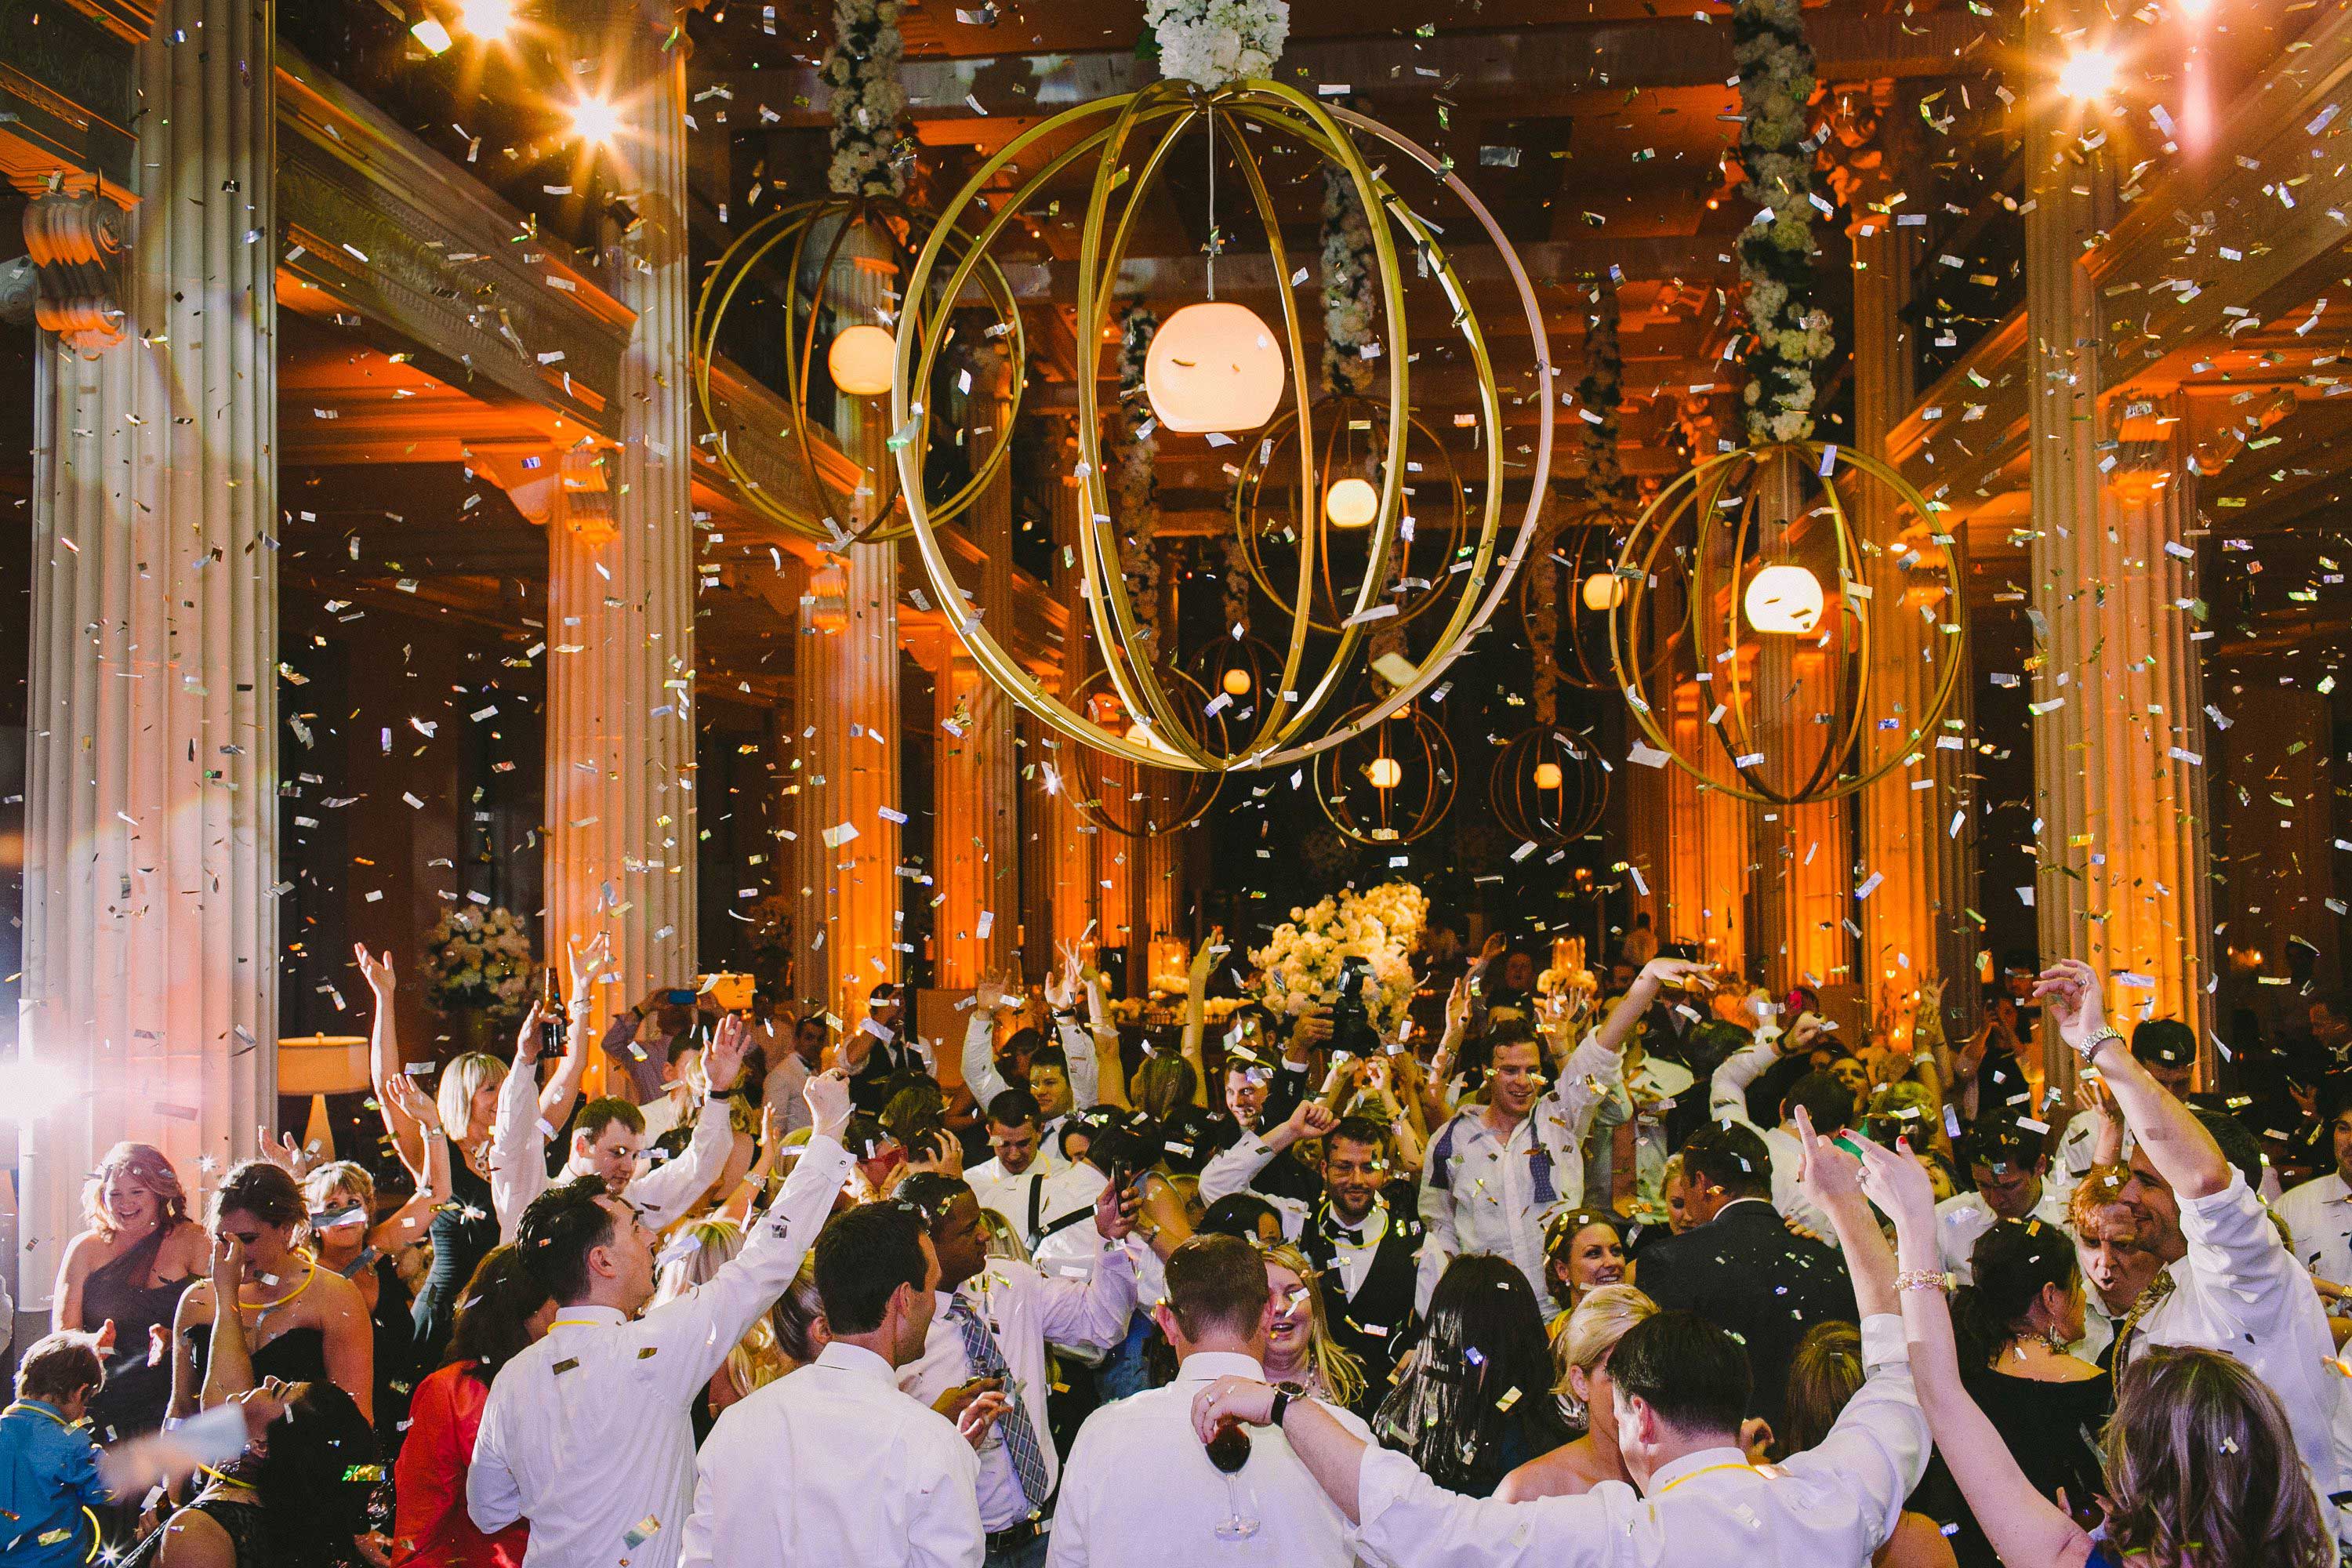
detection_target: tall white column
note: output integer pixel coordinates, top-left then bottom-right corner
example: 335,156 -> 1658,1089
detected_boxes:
2025,108 -> 2213,1083
545,20 -> 698,1050
20,0 -> 278,1303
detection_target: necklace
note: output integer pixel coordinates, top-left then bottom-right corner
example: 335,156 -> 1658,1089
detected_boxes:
232,1258 -> 318,1323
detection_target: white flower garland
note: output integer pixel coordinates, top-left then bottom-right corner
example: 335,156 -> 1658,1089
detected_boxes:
1319,166 -> 1377,397
823,0 -> 908,200
1113,303 -> 1163,658
1144,0 -> 1291,89
1733,0 -> 1832,445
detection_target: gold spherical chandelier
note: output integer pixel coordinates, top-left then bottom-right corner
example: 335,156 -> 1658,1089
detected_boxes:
1608,441 -> 1965,806
1314,701 -> 1457,845
888,82 -> 1553,775
1231,390 -> 1472,635
1490,727 -> 1610,848
690,194 -> 1024,544
1519,516 -> 1639,692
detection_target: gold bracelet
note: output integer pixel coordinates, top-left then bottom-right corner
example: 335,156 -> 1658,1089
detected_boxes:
1895,1269 -> 1951,1294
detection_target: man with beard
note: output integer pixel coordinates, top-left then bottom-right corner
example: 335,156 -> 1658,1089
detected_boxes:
1416,957 -> 1713,1309
1200,1103 -> 1423,1392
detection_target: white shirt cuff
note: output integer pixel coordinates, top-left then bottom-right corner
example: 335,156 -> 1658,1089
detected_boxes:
1860,1312 -> 1906,1370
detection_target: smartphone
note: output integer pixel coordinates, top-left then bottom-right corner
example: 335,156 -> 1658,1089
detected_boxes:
666,988 -> 699,1006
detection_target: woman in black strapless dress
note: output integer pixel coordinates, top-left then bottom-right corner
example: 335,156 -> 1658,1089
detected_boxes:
52,1143 -> 210,1446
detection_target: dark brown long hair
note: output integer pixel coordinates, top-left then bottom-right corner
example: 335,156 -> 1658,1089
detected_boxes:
446,1244 -> 552,1386
2102,1345 -> 2332,1568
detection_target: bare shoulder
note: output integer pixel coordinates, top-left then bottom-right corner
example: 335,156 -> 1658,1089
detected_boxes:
307,1259 -> 370,1320
153,1504 -> 237,1568
1494,1441 -> 1603,1503
56,1228 -> 107,1279
161,1221 -> 212,1274
1876,1509 -> 1959,1568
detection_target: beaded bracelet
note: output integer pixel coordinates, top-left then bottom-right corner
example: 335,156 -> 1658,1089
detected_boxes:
1895,1269 -> 1951,1294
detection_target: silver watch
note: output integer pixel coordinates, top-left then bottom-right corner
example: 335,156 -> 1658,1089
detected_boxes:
2072,1025 -> 2123,1065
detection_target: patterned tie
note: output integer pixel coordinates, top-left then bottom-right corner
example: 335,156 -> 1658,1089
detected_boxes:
947,1296 -> 1052,1512
1529,1145 -> 1558,1206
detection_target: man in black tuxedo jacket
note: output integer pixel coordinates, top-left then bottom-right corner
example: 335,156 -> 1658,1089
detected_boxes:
1199,1102 -> 1424,1410
1635,1120 -> 1856,1433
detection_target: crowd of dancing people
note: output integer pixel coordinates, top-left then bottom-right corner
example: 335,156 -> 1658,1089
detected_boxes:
9,917 -> 2352,1568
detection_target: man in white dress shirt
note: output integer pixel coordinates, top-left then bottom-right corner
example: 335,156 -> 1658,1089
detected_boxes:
488,1011 -> 756,1243
967,1089 -> 1066,1243
896,1172 -> 1141,1566
2277,1092 -> 2352,1292
1417,960 -> 1709,1310
1934,1117 -> 2074,1283
1047,1232 -> 1370,1566
760,1011 -> 829,1138
681,1199 -> 1009,1568
1187,1114 -> 1928,1568
2036,959 -> 2352,1540
466,1068 -> 854,1568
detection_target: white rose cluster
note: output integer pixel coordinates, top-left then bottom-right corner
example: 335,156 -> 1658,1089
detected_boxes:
823,0 -> 909,199
1145,0 -> 1291,90
423,906 -> 539,1016
1249,880 -> 1428,1034
1112,302 -> 1163,657
1731,0 -> 1831,444
1319,165 -> 1378,396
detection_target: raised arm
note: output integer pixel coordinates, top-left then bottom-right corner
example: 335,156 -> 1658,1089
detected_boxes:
536,931 -> 611,1129
198,1238 -> 256,1413
358,943 -> 426,1178
626,1015 -> 753,1229
1083,969 -> 1130,1111
2035,958 -> 2227,1200
1179,931 -> 1222,1108
1857,1134 -> 2092,1568
1592,958 -> 1719,1058
372,1075 -> 451,1254
963,975 -> 1016,1109
488,1005 -> 554,1243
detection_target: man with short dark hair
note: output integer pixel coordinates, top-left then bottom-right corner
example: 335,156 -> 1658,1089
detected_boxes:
761,1011 -> 829,1138
895,1172 -> 1141,1566
1188,1109 -> 1927,1568
1201,1101 -> 1423,1391
1632,1121 -> 1855,1428
969,1089 -> 1066,1243
965,975 -> 1098,1146
1047,1234 -> 1370,1566
681,1203 -> 1005,1567
849,982 -> 927,1114
1,1330 -> 110,1566
2278,1090 -> 2352,1292
1708,1013 -> 1854,1236
467,1069 -> 854,1568
490,1011 -> 757,1243
1936,1117 -> 2071,1282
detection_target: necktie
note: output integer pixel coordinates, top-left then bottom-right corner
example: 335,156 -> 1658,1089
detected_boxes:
1529,1144 -> 1558,1206
948,1296 -> 1052,1512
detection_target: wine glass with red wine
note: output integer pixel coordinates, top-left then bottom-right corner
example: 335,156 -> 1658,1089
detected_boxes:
1207,1417 -> 1259,1541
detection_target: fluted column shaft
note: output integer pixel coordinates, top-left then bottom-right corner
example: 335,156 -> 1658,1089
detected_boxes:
2025,116 -> 2213,1085
546,24 -> 697,1052
20,0 -> 278,1303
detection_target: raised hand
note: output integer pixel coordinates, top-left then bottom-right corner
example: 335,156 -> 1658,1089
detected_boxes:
1479,932 -> 1509,965
804,1066 -> 853,1140
354,943 -> 397,998
975,973 -> 1010,1016
2031,958 -> 2106,1052
567,931 -> 613,1003
1640,956 -> 1719,992
1443,976 -> 1472,1037
513,1000 -> 547,1065
1094,1171 -> 1140,1242
1192,927 -> 1226,982
1853,1131 -> 1940,1236
1284,1099 -> 1338,1143
906,1129 -> 964,1179
1791,1104 -> 1864,1215
2074,1073 -> 2121,1127
256,1127 -> 316,1180
384,1073 -> 442,1137
956,1389 -> 1012,1450
706,1013 -> 751,1093
209,1232 -> 245,1301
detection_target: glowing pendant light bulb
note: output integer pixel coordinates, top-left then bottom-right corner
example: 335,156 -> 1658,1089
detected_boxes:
1581,572 -> 1626,612
1221,666 -> 1254,697
1744,564 -> 1824,635
1534,760 -> 1564,790
1367,756 -> 1403,789
827,323 -> 898,398
1324,476 -> 1379,528
1143,302 -> 1285,434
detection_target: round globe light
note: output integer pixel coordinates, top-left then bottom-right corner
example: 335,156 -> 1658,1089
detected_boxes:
1744,563 -> 1824,636
1144,301 -> 1285,434
1581,572 -> 1627,612
1367,756 -> 1403,790
1324,476 -> 1380,528
827,323 -> 898,398
1221,666 -> 1254,697
1533,760 -> 1564,790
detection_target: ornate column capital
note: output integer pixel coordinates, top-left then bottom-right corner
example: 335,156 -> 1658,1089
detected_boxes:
12,191 -> 130,353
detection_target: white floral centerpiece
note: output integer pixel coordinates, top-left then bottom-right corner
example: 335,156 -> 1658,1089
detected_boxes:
1145,0 -> 1291,89
1732,0 -> 1831,443
823,0 -> 909,198
421,906 -> 537,1021
1251,881 -> 1428,1035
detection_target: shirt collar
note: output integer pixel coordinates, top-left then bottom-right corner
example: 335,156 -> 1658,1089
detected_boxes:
1644,1444 -> 1751,1495
815,1341 -> 897,1385
547,1305 -> 629,1330
1177,1351 -> 1267,1384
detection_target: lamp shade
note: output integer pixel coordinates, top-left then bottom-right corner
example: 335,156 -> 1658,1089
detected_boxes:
1581,572 -> 1627,612
1744,563 -> 1824,635
827,323 -> 898,397
278,1034 -> 371,1097
1144,302 -> 1286,434
1324,477 -> 1379,528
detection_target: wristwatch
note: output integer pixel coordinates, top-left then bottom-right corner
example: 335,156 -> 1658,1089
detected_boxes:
1267,1386 -> 1296,1429
2072,1025 -> 2124,1066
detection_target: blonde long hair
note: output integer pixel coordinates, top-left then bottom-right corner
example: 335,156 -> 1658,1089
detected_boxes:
1552,1283 -> 1655,1402
655,1219 -> 789,1396
1265,1243 -> 1367,1412
437,1052 -> 510,1145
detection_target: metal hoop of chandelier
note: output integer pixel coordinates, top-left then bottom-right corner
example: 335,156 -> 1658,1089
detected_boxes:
1607,441 -> 1965,808
1313,700 -> 1456,845
1490,726 -> 1610,848
1232,389 -> 1472,634
1519,510 -> 1639,692
889,84 -> 1553,775
1064,666 -> 1225,838
690,194 -> 1025,544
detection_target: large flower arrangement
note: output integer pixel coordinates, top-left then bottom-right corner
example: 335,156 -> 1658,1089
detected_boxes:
1113,302 -> 1163,658
422,907 -> 536,1018
1145,0 -> 1291,89
1251,881 -> 1428,1034
1733,0 -> 1832,443
823,0 -> 908,199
